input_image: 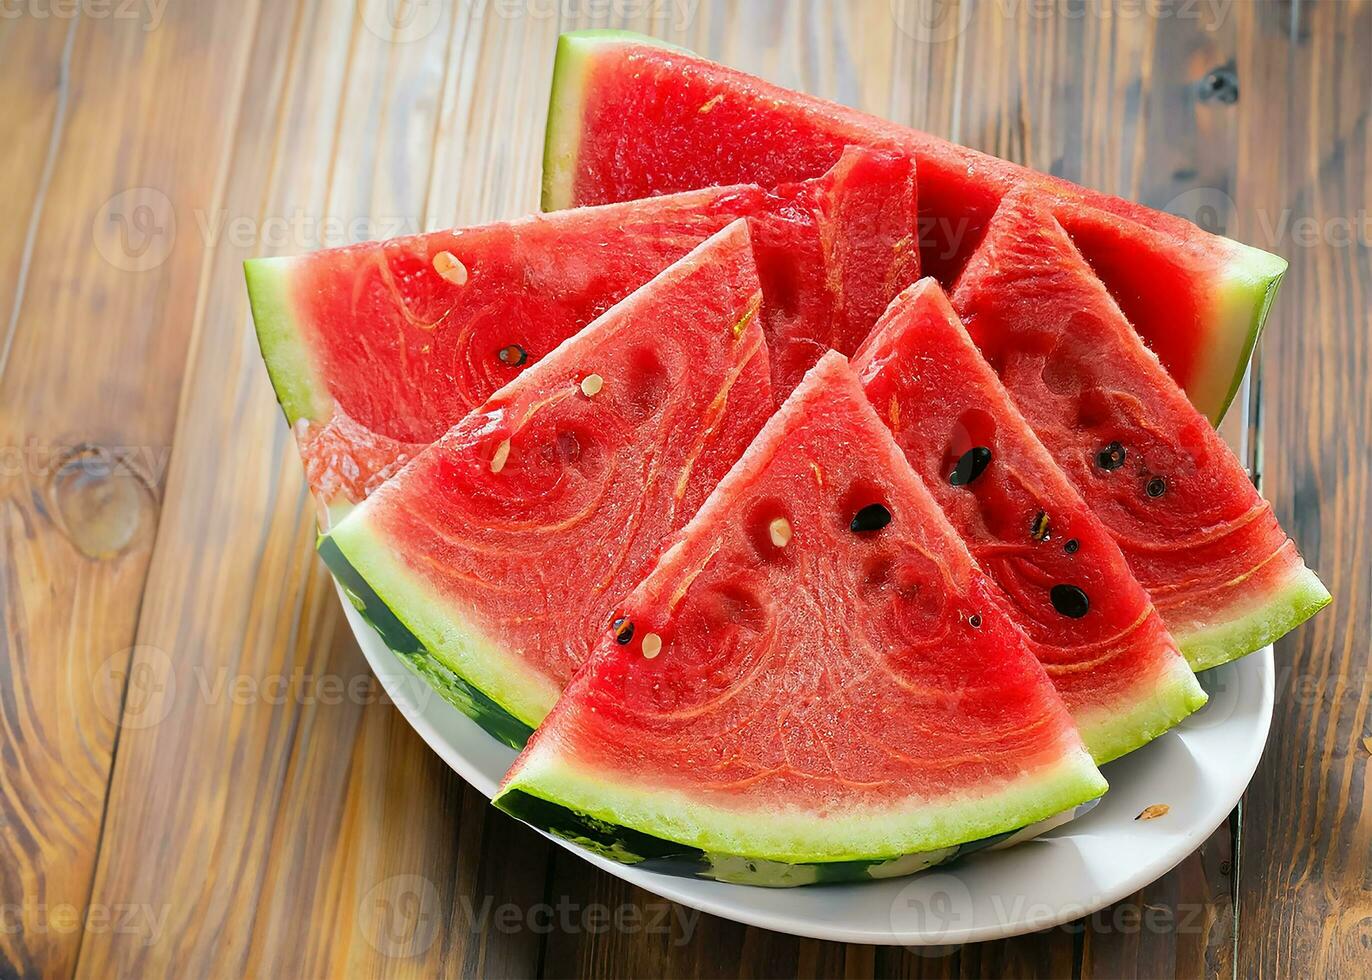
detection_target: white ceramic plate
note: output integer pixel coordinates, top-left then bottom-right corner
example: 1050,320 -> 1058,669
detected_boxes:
339,587 -> 1272,945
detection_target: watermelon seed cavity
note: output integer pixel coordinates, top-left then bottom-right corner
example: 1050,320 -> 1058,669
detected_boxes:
1050,584 -> 1091,619
611,617 -> 634,645
490,439 -> 511,473
949,446 -> 992,486
580,373 -> 604,397
769,517 -> 792,548
1030,511 -> 1051,541
1146,476 -> 1167,498
498,344 -> 527,367
969,613 -> 983,629
1097,442 -> 1127,471
850,504 -> 892,533
1064,539 -> 1080,554
432,250 -> 468,285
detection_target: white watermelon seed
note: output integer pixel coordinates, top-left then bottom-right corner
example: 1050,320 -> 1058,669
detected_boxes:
490,439 -> 510,473
580,373 -> 604,397
433,250 -> 468,285
769,517 -> 792,548
641,633 -> 662,659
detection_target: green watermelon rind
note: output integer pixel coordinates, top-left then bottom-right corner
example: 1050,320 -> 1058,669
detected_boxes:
542,30 -> 685,211
1203,242 -> 1287,424
495,749 -> 1106,876
244,256 -> 331,427
1075,656 -> 1209,765
499,790 -> 1106,887
317,530 -> 544,749
1175,564 -> 1331,673
540,30 -> 1283,425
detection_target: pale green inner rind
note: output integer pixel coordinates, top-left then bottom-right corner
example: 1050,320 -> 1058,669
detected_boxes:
1200,241 -> 1288,425
542,30 -> 678,212
1177,564 -> 1331,672
499,745 -> 1107,864
324,510 -> 562,729
244,256 -> 332,426
1074,657 -> 1209,765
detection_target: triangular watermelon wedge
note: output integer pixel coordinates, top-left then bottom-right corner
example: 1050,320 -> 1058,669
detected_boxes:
950,195 -> 1330,671
852,280 -> 1207,763
541,31 -> 1286,424
246,147 -> 916,521
495,352 -> 1107,886
318,222 -> 773,745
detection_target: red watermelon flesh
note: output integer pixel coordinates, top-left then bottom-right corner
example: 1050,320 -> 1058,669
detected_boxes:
246,147 -> 916,518
852,280 -> 1206,763
318,222 -> 773,736
951,195 -> 1329,671
496,352 -> 1105,875
542,31 -> 1287,423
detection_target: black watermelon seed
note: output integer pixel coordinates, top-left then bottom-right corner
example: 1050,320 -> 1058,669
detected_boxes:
1097,442 -> 1127,471
949,446 -> 993,486
1146,476 -> 1167,498
850,503 -> 892,533
1050,584 -> 1091,619
611,617 -> 634,644
1064,539 -> 1080,554
968,613 -> 983,629
1030,511 -> 1051,541
498,344 -> 528,367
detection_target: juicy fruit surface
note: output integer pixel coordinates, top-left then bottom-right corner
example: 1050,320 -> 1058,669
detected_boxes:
498,353 -> 1105,867
853,281 -> 1205,763
547,32 -> 1284,422
321,223 -> 773,730
745,146 -> 918,392
249,148 -> 915,510
951,196 -> 1328,670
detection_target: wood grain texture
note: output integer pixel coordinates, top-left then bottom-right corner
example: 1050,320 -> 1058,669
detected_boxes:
1231,2 -> 1372,977
0,6 -> 262,977
74,2 -> 556,977
0,1 -> 1363,978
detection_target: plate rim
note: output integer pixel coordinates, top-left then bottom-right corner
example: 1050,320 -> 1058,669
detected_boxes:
338,583 -> 1274,946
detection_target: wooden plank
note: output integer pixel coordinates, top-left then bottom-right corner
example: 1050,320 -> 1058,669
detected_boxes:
74,2 -> 559,976
1231,2 -> 1372,977
0,17 -> 71,356
0,6 -> 261,977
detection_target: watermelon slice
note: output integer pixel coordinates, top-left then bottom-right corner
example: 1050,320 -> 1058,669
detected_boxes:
541,30 -> 1286,423
852,280 -> 1206,763
246,146 -> 916,520
495,352 -> 1107,885
318,222 -> 773,744
950,195 -> 1330,672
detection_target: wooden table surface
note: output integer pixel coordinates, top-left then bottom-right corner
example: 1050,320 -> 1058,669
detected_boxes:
3,1 -> 1368,977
